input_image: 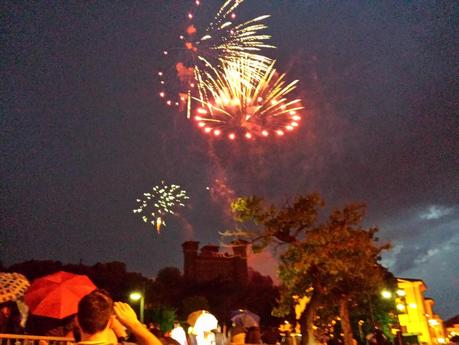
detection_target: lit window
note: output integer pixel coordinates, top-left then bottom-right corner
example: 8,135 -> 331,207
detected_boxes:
396,289 -> 406,297
396,303 -> 406,311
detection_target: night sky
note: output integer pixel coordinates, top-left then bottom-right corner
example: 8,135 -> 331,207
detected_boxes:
1,1 -> 458,318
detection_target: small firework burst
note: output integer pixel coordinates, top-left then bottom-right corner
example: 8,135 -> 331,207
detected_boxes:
133,181 -> 190,233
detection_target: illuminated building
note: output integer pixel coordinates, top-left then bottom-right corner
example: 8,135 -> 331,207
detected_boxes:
445,315 -> 459,342
182,241 -> 248,284
396,278 -> 446,344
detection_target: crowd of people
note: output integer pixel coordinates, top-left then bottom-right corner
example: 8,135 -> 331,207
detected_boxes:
1,290 -> 282,345
147,315 -> 279,345
0,291 -> 406,345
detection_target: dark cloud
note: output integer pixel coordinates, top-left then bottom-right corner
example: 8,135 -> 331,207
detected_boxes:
392,231 -> 459,319
379,206 -> 459,318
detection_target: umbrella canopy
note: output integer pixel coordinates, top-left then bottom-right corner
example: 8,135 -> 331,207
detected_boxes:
0,272 -> 30,303
24,271 -> 96,319
231,309 -> 260,328
187,310 -> 218,333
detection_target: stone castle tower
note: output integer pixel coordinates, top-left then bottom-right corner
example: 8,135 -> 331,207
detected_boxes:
182,240 -> 248,284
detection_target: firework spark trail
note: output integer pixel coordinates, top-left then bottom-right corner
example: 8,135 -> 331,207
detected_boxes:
133,181 -> 190,233
195,10 -> 275,96
205,142 -> 237,220
200,14 -> 275,59
175,213 -> 194,240
192,58 -> 303,140
211,0 -> 243,26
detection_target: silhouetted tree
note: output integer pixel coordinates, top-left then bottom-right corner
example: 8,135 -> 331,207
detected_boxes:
8,260 -> 63,280
151,267 -> 184,309
145,305 -> 177,332
227,194 -> 391,345
181,295 -> 210,319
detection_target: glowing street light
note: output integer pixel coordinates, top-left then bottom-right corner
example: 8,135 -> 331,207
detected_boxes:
381,290 -> 392,299
129,291 -> 144,323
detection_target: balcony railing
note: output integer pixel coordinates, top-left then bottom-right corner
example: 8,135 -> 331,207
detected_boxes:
0,334 -> 74,345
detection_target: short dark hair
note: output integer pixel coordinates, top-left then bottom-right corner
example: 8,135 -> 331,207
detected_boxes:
77,289 -> 113,334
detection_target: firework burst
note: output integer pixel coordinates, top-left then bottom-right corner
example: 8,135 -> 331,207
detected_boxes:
192,58 -> 303,140
157,0 -> 275,118
133,182 -> 190,233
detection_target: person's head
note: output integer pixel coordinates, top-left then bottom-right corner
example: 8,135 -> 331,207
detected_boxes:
77,289 -> 113,335
151,327 -> 164,338
0,302 -> 13,318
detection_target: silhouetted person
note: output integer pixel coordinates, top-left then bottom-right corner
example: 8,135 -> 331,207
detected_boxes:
230,323 -> 245,344
0,302 -> 22,334
367,328 -> 388,345
245,327 -> 261,344
261,327 -> 281,345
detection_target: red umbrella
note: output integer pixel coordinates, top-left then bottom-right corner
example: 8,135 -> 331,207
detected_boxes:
24,271 -> 97,319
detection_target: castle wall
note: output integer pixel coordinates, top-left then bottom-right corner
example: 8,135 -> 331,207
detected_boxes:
182,241 -> 248,284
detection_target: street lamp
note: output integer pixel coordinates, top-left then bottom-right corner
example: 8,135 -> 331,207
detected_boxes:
129,291 -> 144,323
381,290 -> 392,299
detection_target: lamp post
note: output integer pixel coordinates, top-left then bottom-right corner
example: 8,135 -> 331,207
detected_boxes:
130,291 -> 144,323
368,289 -> 393,327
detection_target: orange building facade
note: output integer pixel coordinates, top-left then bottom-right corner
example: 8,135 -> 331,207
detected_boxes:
444,315 -> 459,343
395,278 -> 446,345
